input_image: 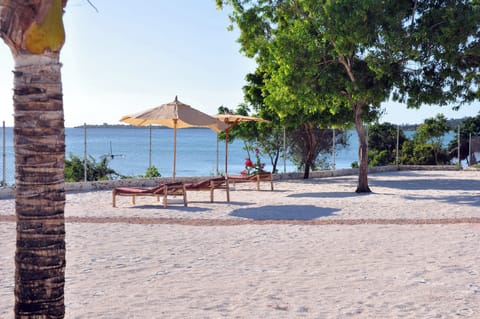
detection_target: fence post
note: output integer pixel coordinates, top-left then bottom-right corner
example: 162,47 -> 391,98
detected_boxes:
469,133 -> 472,166
84,123 -> 87,182
332,128 -> 336,170
2,121 -> 5,186
149,125 -> 152,169
458,125 -> 461,168
396,125 -> 400,166
283,126 -> 286,174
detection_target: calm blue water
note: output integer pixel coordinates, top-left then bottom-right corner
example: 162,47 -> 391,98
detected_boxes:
0,126 -> 362,185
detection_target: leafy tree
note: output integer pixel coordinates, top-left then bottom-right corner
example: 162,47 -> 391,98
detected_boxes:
447,112 -> 480,164
400,115 -> 451,165
368,122 -> 407,166
217,104 -> 280,174
253,123 -> 284,173
243,71 -> 285,174
243,69 -> 349,177
216,0 -> 480,192
415,114 -> 451,164
288,124 -> 347,176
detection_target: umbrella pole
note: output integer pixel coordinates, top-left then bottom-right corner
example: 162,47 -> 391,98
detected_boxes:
225,128 -> 229,176
173,120 -> 177,181
149,125 -> 152,168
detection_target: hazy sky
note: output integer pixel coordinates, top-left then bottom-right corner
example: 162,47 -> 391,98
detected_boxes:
0,0 -> 478,127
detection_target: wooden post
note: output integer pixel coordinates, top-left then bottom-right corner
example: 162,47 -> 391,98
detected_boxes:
332,128 -> 336,170
84,123 -> 87,182
2,121 -> 5,186
458,125 -> 461,168
149,125 -> 152,168
396,125 -> 400,166
283,126 -> 286,174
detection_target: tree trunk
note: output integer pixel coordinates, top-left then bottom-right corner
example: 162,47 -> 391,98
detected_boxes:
303,163 -> 310,179
13,53 -> 66,318
354,102 -> 371,193
0,1 -> 67,317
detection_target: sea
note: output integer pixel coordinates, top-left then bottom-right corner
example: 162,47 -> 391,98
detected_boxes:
0,126 -> 362,185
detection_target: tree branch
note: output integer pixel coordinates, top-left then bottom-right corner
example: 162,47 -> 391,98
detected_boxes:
86,0 -> 98,13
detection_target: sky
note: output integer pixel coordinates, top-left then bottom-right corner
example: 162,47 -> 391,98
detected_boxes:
0,0 -> 478,127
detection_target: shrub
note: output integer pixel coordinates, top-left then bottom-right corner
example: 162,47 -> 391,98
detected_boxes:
65,154 -> 121,182
144,166 -> 161,178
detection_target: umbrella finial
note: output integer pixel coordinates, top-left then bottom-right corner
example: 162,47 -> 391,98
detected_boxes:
174,95 -> 178,102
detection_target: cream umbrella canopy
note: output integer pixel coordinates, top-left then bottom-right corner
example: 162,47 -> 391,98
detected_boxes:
214,114 -> 269,175
121,96 -> 227,180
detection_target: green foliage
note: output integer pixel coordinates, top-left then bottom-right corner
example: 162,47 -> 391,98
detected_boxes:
64,154 -> 84,182
415,114 -> 451,144
400,142 -> 439,165
217,103 -> 283,174
395,1 -> 480,108
243,69 -> 352,176
242,70 -> 285,173
287,124 -> 348,178
398,115 -> 452,165
242,146 -> 267,175
366,116 -> 453,166
144,166 -> 161,178
65,154 -> 122,182
369,150 -> 392,167
368,122 -> 407,166
217,0 -> 480,190
447,112 -> 480,163
411,114 -> 451,165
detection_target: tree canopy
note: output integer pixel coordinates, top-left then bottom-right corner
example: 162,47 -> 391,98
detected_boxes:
216,0 -> 480,191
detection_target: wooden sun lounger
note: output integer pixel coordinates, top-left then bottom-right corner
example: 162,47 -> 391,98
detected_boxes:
227,172 -> 274,191
112,182 -> 187,207
185,177 -> 230,202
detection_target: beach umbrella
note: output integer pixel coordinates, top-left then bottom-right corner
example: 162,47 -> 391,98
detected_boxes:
120,96 -> 227,180
214,114 -> 269,175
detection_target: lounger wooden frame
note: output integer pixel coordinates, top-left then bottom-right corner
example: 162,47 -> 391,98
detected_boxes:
227,172 -> 274,191
185,177 -> 230,202
112,182 -> 187,207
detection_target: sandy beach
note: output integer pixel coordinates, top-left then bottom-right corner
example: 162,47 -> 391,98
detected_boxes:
1,170 -> 479,318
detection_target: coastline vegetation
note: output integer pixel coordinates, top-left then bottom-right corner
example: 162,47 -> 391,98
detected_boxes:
64,154 -> 161,182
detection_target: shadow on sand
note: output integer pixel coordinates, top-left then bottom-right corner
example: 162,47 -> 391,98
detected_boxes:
230,205 -> 340,220
287,191 -> 369,199
128,205 -> 211,213
370,177 -> 480,192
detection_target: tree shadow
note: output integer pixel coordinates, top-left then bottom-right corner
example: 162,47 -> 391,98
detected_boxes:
130,205 -> 211,213
288,191 -> 369,199
230,205 -> 340,220
403,194 -> 480,207
285,177 -> 356,186
186,200 -> 251,206
371,178 -> 480,191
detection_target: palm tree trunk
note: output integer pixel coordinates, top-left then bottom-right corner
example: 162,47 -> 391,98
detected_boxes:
13,53 -> 66,318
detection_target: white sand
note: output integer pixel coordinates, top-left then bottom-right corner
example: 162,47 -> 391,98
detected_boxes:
1,170 -> 479,318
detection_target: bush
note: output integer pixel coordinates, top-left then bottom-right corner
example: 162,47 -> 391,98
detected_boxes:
65,154 -> 122,182
144,166 -> 161,178
369,150 -> 391,167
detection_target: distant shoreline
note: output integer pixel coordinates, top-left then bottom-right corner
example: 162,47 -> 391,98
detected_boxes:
72,124 -> 207,129
2,116 -> 472,130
